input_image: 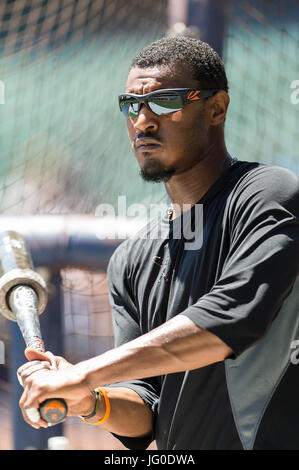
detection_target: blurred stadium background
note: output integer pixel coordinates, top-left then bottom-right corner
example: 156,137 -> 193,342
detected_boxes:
0,0 -> 298,450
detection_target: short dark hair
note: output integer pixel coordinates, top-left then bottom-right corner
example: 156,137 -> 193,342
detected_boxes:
131,35 -> 228,92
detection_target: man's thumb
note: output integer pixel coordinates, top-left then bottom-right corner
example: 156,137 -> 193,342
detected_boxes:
24,348 -> 52,363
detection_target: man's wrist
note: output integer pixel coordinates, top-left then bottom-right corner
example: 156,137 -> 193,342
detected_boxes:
80,388 -> 110,425
80,390 -> 99,419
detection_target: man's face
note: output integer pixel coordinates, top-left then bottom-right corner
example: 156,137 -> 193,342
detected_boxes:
124,63 -> 213,183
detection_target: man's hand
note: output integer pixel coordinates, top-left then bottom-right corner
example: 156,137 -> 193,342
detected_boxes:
17,350 -> 95,429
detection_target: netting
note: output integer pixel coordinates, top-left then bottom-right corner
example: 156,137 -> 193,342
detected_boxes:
223,0 -> 299,174
0,0 -> 168,216
0,0 -> 298,450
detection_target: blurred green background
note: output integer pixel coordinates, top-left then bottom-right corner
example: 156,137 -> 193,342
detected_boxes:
0,0 -> 298,217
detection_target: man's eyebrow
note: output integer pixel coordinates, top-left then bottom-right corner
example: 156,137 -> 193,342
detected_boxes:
123,88 -> 177,95
125,87 -> 139,94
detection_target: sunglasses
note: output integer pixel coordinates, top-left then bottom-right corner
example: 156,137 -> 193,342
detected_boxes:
118,88 -> 221,118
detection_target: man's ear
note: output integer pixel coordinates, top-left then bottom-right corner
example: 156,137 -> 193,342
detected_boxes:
209,91 -> 230,126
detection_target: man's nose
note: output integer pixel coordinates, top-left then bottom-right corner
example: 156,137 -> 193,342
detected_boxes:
132,104 -> 159,133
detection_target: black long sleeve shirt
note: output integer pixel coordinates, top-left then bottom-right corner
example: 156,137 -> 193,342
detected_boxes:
107,160 -> 299,450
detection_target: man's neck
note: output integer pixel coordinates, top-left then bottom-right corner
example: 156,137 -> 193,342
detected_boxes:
165,150 -> 232,219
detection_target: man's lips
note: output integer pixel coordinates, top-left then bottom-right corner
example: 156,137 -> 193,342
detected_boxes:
134,138 -> 162,151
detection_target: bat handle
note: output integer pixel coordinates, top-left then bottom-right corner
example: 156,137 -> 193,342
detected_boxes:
9,285 -> 68,424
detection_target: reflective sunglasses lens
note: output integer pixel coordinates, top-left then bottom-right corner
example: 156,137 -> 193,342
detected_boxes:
120,100 -> 130,116
148,94 -> 183,115
120,99 -> 139,117
128,101 -> 139,118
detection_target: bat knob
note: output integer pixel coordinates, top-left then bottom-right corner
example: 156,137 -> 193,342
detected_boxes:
40,399 -> 68,424
25,399 -> 68,425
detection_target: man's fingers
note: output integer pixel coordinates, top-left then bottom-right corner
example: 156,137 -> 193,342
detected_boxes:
19,387 -> 50,429
17,371 -> 23,387
24,408 -> 50,428
18,352 -> 57,388
17,361 -> 52,389
25,407 -> 40,423
17,361 -> 51,388
18,359 -> 50,375
18,360 -> 51,374
19,388 -> 40,429
44,351 -> 57,369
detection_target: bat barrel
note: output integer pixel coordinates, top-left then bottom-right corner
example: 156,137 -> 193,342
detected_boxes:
0,231 -> 48,322
0,231 -> 34,274
9,285 -> 45,352
0,231 -> 67,424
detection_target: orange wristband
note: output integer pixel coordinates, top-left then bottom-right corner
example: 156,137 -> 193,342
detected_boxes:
80,387 -> 110,426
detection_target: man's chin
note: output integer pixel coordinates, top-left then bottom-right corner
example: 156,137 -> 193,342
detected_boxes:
139,166 -> 175,183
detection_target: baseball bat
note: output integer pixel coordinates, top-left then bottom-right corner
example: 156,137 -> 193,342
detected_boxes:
0,231 -> 67,424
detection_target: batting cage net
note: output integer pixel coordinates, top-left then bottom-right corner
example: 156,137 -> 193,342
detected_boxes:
0,0 -> 298,450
